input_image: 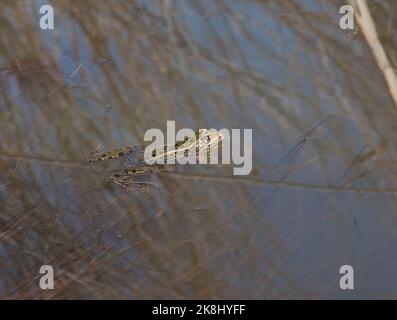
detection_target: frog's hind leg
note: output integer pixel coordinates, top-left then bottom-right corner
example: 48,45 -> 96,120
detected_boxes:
83,144 -> 105,162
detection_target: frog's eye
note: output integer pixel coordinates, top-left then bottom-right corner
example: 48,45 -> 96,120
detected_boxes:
131,169 -> 136,173
114,173 -> 121,177
118,152 -> 124,156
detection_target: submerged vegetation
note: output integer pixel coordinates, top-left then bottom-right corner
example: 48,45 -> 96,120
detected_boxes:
0,0 -> 397,299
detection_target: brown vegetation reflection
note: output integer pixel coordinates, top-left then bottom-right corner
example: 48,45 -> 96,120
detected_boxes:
1,0 -> 397,299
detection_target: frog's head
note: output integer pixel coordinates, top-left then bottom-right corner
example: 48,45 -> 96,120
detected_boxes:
196,129 -> 224,144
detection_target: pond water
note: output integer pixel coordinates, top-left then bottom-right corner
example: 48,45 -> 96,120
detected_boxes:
1,0 -> 397,299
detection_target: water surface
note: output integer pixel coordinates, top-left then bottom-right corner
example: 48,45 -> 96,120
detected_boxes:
1,0 -> 397,299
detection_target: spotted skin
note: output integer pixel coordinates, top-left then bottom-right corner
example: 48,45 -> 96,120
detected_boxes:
86,146 -> 135,162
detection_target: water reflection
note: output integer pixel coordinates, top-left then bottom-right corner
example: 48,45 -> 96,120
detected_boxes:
1,0 -> 397,299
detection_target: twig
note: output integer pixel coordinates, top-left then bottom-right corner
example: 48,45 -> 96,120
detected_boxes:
352,0 -> 397,111
0,152 -> 83,168
163,171 -> 397,194
70,63 -> 83,78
